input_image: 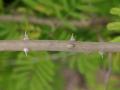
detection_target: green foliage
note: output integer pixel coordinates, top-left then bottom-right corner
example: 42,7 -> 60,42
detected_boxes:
0,0 -> 3,12
107,7 -> 120,77
107,22 -> 120,31
110,7 -> 120,16
107,7 -> 120,32
0,0 -> 120,90
68,53 -> 101,73
0,52 -> 56,90
111,36 -> 120,42
107,7 -> 120,42
68,53 -> 105,88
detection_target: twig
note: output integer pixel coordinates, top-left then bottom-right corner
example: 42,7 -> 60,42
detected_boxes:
104,53 -> 112,90
0,40 -> 119,52
63,68 -> 87,90
0,15 -> 108,27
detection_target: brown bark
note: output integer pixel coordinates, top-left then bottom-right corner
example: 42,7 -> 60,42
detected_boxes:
0,40 -> 119,52
0,15 -> 108,28
63,68 -> 87,90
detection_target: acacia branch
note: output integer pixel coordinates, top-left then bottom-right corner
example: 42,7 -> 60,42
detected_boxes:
0,40 -> 119,52
0,15 -> 108,27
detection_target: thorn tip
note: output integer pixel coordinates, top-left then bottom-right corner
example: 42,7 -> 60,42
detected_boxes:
24,48 -> 29,56
24,31 -> 29,40
70,33 -> 75,41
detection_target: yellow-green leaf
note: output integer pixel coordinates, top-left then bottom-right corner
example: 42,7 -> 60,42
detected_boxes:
110,7 -> 120,16
107,22 -> 120,31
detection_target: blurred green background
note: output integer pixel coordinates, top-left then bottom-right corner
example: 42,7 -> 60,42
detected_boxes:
0,0 -> 120,90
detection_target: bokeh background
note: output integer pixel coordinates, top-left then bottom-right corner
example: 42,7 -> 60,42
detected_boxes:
0,0 -> 120,90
